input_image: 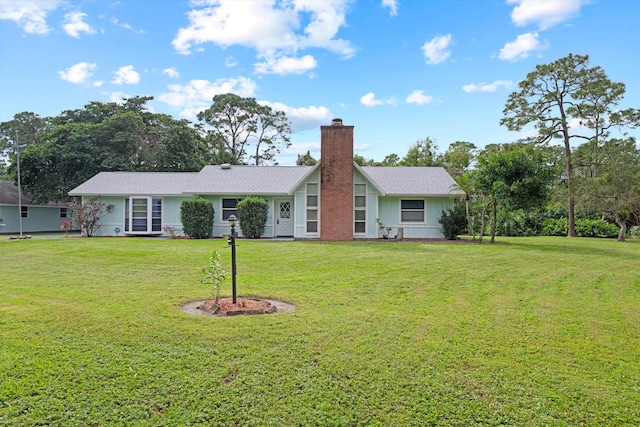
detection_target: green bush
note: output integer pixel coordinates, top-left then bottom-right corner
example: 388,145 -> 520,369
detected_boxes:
237,196 -> 269,239
541,217 -> 618,238
575,219 -> 618,238
541,218 -> 568,236
180,196 -> 214,239
438,202 -> 467,240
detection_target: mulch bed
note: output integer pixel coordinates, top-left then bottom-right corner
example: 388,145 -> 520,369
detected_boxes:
198,297 -> 276,316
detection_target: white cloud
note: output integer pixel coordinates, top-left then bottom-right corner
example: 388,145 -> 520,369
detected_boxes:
172,0 -> 355,74
360,92 -> 384,107
58,62 -> 97,84
225,57 -> 238,67
157,76 -> 258,119
382,0 -> 398,16
405,90 -> 434,105
162,67 -> 180,79
254,54 -> 318,75
63,12 -> 96,38
422,34 -> 452,64
259,101 -> 332,132
112,66 -> 141,85
462,80 -> 514,93
111,17 -> 145,34
508,0 -> 585,30
498,32 -> 546,61
0,0 -> 62,34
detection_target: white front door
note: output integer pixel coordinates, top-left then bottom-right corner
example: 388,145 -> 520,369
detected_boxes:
275,198 -> 294,237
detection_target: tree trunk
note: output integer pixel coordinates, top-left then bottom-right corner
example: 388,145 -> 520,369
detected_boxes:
617,221 -> 627,242
478,196 -> 487,244
465,198 -> 475,241
490,199 -> 497,244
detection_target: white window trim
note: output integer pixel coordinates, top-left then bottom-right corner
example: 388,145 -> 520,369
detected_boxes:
354,183 -> 367,235
305,182 -> 319,235
124,196 -> 163,235
400,199 -> 426,224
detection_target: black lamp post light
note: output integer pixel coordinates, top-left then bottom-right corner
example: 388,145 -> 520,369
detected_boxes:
228,214 -> 238,304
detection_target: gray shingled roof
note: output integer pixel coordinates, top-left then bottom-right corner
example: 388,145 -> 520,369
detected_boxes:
185,165 -> 316,195
360,166 -> 463,196
69,172 -> 198,196
0,180 -> 67,207
68,165 -> 462,197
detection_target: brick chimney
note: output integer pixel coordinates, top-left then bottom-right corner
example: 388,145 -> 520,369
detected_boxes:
320,118 -> 354,241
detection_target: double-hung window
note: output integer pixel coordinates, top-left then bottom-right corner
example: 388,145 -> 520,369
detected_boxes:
354,183 -> 366,234
306,183 -> 319,233
124,197 -> 162,234
60,208 -> 68,218
222,198 -> 242,221
21,206 -> 28,218
400,199 -> 425,223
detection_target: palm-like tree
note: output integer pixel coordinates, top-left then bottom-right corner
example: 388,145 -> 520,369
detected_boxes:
451,173 -> 476,241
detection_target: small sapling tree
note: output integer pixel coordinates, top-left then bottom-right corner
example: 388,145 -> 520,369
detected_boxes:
201,250 -> 227,302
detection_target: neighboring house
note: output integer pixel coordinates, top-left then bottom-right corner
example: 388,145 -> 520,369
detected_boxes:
0,180 -> 70,234
69,119 -> 463,240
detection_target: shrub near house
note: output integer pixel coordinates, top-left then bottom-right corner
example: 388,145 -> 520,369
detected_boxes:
237,197 -> 269,238
180,196 -> 214,239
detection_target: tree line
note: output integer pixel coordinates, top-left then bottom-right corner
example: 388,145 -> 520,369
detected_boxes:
1,54 -> 638,240
0,94 -> 291,204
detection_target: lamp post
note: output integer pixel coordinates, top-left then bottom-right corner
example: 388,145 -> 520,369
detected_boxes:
228,214 -> 238,304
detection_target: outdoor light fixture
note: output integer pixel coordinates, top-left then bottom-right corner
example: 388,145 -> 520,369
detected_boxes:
228,214 -> 238,304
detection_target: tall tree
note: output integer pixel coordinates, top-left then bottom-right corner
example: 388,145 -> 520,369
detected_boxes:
0,112 -> 52,152
500,54 -> 637,237
197,93 -> 292,165
577,138 -> 640,241
296,151 -> 317,166
474,144 -> 554,243
443,140 -> 477,178
15,97 -> 209,202
399,137 -> 443,167
380,153 -> 401,166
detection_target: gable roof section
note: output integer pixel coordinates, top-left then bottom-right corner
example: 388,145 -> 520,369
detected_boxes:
185,165 -> 315,195
0,180 -> 67,207
68,165 -> 462,198
360,166 -> 463,197
69,172 -> 198,196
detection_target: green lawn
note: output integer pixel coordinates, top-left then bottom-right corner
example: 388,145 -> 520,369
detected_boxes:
1,237 -> 639,426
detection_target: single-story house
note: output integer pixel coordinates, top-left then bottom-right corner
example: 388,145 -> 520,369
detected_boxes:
69,119 -> 463,240
0,180 -> 70,234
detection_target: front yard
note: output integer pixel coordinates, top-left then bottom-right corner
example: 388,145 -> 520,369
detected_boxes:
1,237 -> 638,425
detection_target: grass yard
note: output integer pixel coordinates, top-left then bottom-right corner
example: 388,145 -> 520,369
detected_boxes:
1,237 -> 639,426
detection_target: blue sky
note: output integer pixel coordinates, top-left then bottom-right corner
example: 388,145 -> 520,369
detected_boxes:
1,0 -> 638,165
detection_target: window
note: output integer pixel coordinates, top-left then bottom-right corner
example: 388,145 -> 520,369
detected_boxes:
222,198 -> 242,221
21,206 -> 28,218
60,208 -> 68,218
354,183 -> 366,234
124,197 -> 162,234
401,199 -> 425,223
306,183 -> 318,233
